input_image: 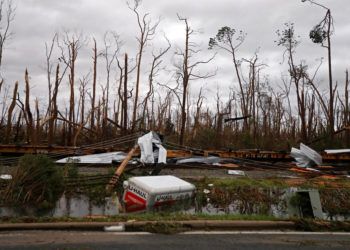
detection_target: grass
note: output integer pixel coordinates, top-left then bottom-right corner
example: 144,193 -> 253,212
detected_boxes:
192,176 -> 350,190
0,212 -> 279,224
192,177 -> 291,191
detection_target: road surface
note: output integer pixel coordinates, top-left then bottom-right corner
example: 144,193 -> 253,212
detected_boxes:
0,230 -> 349,249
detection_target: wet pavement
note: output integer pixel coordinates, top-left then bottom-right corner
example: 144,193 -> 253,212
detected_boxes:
0,230 -> 349,250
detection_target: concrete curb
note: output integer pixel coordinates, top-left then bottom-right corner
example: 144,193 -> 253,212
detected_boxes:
0,220 -> 296,231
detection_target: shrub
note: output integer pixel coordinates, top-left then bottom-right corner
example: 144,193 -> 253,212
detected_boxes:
3,154 -> 64,214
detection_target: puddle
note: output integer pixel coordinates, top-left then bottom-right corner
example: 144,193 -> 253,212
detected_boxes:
53,194 -> 119,217
1,188 -> 349,221
0,194 -> 119,218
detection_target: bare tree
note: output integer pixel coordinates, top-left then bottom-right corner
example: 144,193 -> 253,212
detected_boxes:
45,33 -> 57,116
90,38 -> 97,131
24,69 -> 34,144
192,86 -> 204,141
101,31 -> 122,122
0,0 -> 15,73
58,32 -> 84,145
141,38 -> 171,130
123,53 -> 129,132
77,73 -> 90,125
48,64 -> 62,145
209,26 -> 247,128
116,53 -> 135,132
129,0 -> 159,131
175,15 -> 215,145
35,98 -> 41,144
4,80 -> 17,143
276,23 -> 312,142
241,53 -> 265,139
303,0 -> 335,136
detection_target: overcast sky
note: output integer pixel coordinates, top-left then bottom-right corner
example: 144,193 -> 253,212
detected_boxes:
1,0 -> 349,111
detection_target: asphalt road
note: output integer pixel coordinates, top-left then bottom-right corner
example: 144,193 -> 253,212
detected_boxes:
0,231 -> 349,250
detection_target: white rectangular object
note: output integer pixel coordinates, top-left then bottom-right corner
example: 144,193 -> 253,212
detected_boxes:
0,174 -> 12,180
227,170 -> 245,176
56,151 -> 127,164
123,175 -> 195,212
325,149 -> 350,154
290,144 -> 322,167
137,131 -> 167,164
290,147 -> 311,168
300,143 -> 322,166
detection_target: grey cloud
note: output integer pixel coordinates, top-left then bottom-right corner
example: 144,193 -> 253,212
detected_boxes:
0,0 -> 348,109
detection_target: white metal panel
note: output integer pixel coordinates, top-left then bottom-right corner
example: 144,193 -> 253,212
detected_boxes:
56,151 -> 127,164
300,143 -> 322,166
325,149 -> 350,154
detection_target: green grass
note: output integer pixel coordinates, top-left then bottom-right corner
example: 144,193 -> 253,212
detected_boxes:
194,177 -> 289,189
193,177 -> 350,190
0,212 -> 280,224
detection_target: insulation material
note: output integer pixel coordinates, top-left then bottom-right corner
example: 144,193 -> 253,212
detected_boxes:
324,149 -> 350,154
137,131 -> 167,164
300,143 -> 322,166
56,151 -> 127,164
227,170 -> 245,176
290,143 -> 322,168
176,156 -> 220,165
290,147 -> 312,168
0,174 -> 12,180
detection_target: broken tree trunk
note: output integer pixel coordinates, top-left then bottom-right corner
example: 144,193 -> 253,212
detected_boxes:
4,81 -> 18,144
106,144 -> 139,192
25,69 -> 35,145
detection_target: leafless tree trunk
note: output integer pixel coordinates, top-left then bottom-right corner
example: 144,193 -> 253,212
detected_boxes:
129,0 -> 159,131
0,0 -> 15,74
209,26 -> 247,128
58,32 -> 83,145
96,99 -> 101,138
0,78 -> 3,94
276,23 -> 312,142
123,53 -> 128,133
304,1 -> 335,137
90,38 -> 97,132
14,110 -> 21,142
78,73 -> 89,125
102,32 -> 122,126
35,98 -> 40,145
192,87 -> 204,141
176,15 -> 215,145
141,40 -> 171,129
45,33 -> 57,117
325,9 -> 335,136
48,65 -> 58,145
4,80 -> 17,143
116,59 -> 123,127
345,70 -> 349,145
24,69 -> 34,145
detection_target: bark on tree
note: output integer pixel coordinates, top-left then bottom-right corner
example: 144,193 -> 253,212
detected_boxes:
123,53 -> 128,133
129,0 -> 159,132
176,15 -> 215,145
90,38 -> 97,132
0,0 -> 15,73
4,81 -> 17,143
24,69 -> 35,145
48,64 -> 60,145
